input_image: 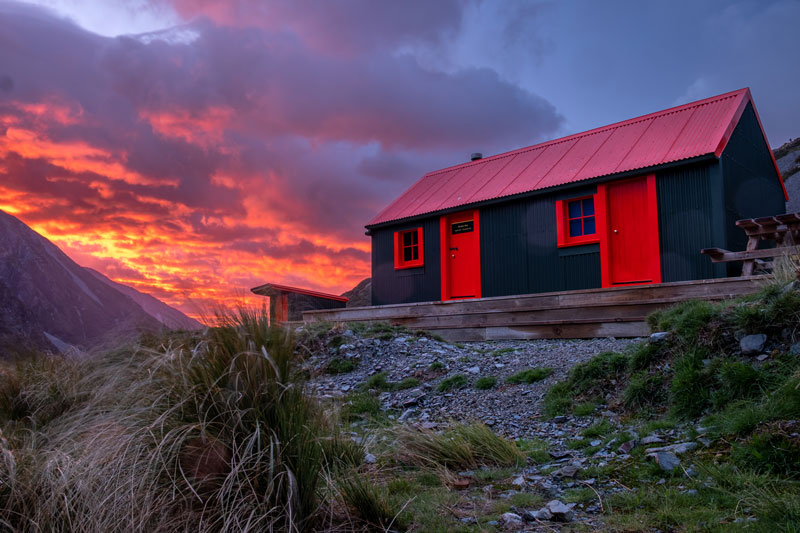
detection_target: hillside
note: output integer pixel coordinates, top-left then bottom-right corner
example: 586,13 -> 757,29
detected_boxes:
0,210 -> 200,353
776,137 -> 800,213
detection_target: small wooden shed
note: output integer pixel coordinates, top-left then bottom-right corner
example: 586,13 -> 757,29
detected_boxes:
366,88 -> 787,306
251,283 -> 348,324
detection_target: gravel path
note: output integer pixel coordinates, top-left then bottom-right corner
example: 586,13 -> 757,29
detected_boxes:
307,331 -> 640,438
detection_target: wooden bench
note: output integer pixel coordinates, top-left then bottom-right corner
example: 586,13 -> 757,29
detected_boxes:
701,213 -> 800,275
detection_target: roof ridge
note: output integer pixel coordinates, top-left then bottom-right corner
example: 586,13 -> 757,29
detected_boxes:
421,88 -> 749,178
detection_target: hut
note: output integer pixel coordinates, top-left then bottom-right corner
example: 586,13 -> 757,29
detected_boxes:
251,283 -> 348,324
366,88 -> 787,306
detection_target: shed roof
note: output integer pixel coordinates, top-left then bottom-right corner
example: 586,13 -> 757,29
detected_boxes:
368,88 -> 785,227
251,283 -> 349,302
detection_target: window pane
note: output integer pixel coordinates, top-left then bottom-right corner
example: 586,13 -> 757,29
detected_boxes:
403,231 -> 412,246
411,247 -> 418,261
583,216 -> 596,235
569,219 -> 583,237
411,230 -> 418,245
403,247 -> 412,261
568,200 -> 582,219
582,198 -> 594,216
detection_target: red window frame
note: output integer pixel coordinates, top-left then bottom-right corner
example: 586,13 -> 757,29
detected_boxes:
556,195 -> 600,247
394,227 -> 424,269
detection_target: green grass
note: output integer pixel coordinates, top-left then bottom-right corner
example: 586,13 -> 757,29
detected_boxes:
474,376 -> 497,390
429,361 -> 445,371
506,367 -> 553,384
436,374 -> 468,392
516,438 -> 550,463
344,392 -> 383,420
396,377 -> 421,390
492,347 -> 515,357
572,401 -> 597,416
325,357 -> 357,374
582,419 -> 614,438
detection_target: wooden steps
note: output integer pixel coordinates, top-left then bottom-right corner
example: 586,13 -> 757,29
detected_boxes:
303,277 -> 763,341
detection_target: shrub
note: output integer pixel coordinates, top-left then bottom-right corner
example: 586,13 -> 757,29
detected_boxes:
436,374 -> 467,392
506,367 -> 554,384
474,376 -> 497,390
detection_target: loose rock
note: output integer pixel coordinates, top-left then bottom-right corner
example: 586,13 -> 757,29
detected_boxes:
740,334 -> 767,355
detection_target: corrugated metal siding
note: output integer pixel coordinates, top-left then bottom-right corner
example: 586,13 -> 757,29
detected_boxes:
480,201 -> 529,296
656,163 -> 715,282
371,218 -> 441,305
561,245 -> 601,290
722,102 -> 787,268
370,89 -> 752,226
480,192 -> 601,297
287,293 -> 346,321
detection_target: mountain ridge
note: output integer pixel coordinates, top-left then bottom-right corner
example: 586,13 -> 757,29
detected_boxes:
0,210 -> 201,354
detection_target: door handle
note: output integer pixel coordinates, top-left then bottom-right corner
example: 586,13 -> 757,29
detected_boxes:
613,229 -> 619,233
451,254 -> 456,258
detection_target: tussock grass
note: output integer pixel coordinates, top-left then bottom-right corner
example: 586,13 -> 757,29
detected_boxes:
0,308 -> 362,532
398,423 -> 523,470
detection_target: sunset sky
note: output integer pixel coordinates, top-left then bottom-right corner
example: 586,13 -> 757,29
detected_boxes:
1,0 -> 798,317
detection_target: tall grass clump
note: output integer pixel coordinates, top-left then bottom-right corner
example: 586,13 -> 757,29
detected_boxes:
398,423 -> 523,470
0,308 -> 347,532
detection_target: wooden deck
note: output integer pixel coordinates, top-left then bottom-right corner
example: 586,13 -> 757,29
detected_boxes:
303,277 -> 764,341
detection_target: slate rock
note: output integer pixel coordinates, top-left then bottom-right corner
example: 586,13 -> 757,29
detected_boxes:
640,435 -> 665,445
500,512 -> 523,528
649,331 -> 670,343
466,366 -> 480,374
552,464 -> 580,478
364,452 -> 377,464
651,451 -> 681,471
545,500 -> 575,522
618,440 -> 637,453
524,508 -> 552,521
740,334 -> 767,355
790,341 -> 800,356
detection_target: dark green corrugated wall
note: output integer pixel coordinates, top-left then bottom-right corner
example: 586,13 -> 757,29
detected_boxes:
656,162 -> 717,282
371,218 -> 441,305
480,188 -> 600,297
721,102 -> 786,275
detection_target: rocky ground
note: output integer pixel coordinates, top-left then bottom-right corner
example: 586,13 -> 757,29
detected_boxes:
302,327 -> 713,531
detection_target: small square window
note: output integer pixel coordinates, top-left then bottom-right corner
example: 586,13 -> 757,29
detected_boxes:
394,227 -> 424,269
557,195 -> 600,247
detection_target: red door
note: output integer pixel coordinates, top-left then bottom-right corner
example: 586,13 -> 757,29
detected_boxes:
441,210 -> 481,300
601,175 -> 661,286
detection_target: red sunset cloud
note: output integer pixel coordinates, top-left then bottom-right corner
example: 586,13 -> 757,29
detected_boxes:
0,1 -> 563,317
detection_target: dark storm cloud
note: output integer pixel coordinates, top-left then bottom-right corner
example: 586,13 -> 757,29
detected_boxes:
0,0 -> 564,306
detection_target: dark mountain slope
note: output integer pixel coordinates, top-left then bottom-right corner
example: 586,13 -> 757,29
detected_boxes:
0,210 -> 163,350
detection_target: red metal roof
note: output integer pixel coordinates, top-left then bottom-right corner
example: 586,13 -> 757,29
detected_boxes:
369,88 -> 786,227
251,283 -> 349,302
